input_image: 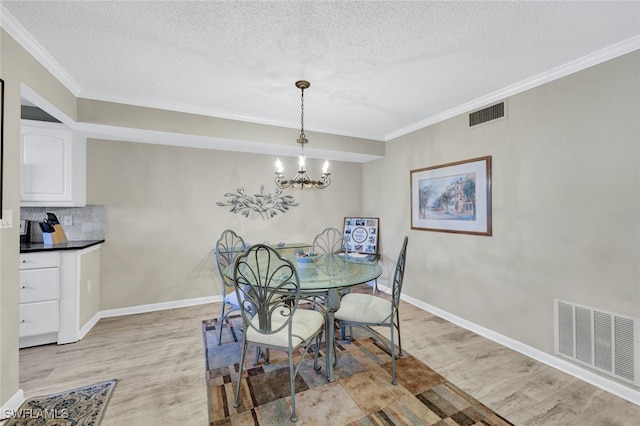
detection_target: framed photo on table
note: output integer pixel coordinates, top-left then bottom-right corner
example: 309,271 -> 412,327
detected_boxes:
411,156 -> 492,236
343,217 -> 379,254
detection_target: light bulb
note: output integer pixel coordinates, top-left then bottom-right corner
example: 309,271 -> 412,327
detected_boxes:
322,160 -> 329,174
275,158 -> 284,174
298,154 -> 306,171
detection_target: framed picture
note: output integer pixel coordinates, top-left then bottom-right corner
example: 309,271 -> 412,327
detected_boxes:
411,156 -> 492,236
0,79 -> 4,219
343,217 -> 379,254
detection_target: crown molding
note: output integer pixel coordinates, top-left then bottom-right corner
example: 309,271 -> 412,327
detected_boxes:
0,4 -> 82,95
385,35 -> 640,141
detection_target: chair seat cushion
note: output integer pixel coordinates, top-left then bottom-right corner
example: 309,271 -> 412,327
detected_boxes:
335,293 -> 392,324
246,308 -> 324,348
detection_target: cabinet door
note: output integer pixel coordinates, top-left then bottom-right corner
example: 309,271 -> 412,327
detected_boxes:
19,300 -> 59,337
20,120 -> 86,206
19,252 -> 59,270
19,268 -> 59,303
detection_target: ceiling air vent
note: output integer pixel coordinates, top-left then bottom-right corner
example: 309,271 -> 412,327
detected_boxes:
469,101 -> 505,127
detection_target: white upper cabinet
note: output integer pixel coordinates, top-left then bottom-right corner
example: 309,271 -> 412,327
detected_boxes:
20,120 -> 86,207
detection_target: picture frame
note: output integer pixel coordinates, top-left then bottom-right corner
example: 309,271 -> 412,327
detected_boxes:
0,79 -> 4,219
343,217 -> 379,254
411,156 -> 492,236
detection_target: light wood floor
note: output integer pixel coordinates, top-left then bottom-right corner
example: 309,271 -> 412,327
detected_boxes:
17,285 -> 640,425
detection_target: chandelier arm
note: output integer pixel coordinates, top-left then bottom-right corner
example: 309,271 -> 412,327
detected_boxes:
275,171 -> 331,190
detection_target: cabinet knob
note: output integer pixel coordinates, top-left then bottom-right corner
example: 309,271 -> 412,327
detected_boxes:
20,319 -> 26,323
21,259 -> 27,263
21,285 -> 27,289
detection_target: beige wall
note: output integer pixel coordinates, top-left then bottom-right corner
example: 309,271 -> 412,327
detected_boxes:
364,51 -> 640,386
0,29 -> 77,408
86,139 -> 363,310
0,30 -> 20,410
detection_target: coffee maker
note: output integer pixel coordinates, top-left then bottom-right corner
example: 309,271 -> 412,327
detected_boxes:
19,219 -> 30,243
19,219 -> 44,244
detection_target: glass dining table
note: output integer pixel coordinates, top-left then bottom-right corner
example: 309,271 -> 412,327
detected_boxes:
224,251 -> 382,382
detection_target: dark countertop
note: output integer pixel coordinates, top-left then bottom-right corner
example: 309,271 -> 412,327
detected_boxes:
20,240 -> 105,253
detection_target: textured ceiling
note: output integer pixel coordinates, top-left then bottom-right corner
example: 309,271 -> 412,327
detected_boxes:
2,1 -> 639,142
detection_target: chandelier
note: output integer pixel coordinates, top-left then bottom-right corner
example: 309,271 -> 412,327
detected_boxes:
275,80 -> 331,189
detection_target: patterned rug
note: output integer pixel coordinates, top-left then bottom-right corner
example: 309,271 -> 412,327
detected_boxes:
203,315 -> 513,425
3,379 -> 117,426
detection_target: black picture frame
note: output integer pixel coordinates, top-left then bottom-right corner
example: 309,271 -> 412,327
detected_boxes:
343,217 -> 379,254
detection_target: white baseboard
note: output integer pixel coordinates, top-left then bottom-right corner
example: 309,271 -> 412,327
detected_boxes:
99,295 -> 220,319
0,389 -> 24,424
73,295 -> 220,342
72,296 -> 220,342
78,312 -> 103,340
400,292 -> 640,407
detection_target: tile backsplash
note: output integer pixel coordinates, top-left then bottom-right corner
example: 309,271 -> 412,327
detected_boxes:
21,205 -> 105,241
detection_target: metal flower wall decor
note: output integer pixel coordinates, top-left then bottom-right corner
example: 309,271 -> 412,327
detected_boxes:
217,186 -> 299,219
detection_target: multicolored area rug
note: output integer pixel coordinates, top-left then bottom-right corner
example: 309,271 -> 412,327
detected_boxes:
203,316 -> 513,425
3,379 -> 117,426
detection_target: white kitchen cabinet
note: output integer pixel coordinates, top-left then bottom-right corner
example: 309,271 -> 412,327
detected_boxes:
19,301 -> 59,338
19,244 -> 101,348
19,252 -> 60,348
19,268 -> 59,303
19,251 -> 58,270
20,119 -> 86,207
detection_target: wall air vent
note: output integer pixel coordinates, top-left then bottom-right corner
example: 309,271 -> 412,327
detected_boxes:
555,299 -> 639,387
469,101 -> 505,127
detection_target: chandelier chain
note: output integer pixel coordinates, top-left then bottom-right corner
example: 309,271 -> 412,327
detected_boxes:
299,85 -> 306,145
301,87 -> 304,136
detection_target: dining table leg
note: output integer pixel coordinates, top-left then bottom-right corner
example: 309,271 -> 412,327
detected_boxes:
324,288 -> 341,382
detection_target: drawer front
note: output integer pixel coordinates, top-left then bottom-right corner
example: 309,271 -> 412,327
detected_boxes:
20,252 -> 59,270
19,300 -> 59,337
19,268 -> 59,303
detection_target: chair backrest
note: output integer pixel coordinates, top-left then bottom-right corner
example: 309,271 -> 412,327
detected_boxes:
314,253 -> 346,277
391,236 -> 409,312
312,227 -> 343,254
233,244 -> 300,336
215,229 -> 247,288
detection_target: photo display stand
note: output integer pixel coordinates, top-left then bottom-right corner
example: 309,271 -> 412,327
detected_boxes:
343,217 -> 379,255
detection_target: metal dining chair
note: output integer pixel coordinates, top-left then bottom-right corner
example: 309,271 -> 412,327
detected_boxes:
310,227 -> 344,309
214,229 -> 247,345
311,227 -> 343,254
232,244 -> 325,422
335,236 -> 408,384
314,225 -> 380,295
